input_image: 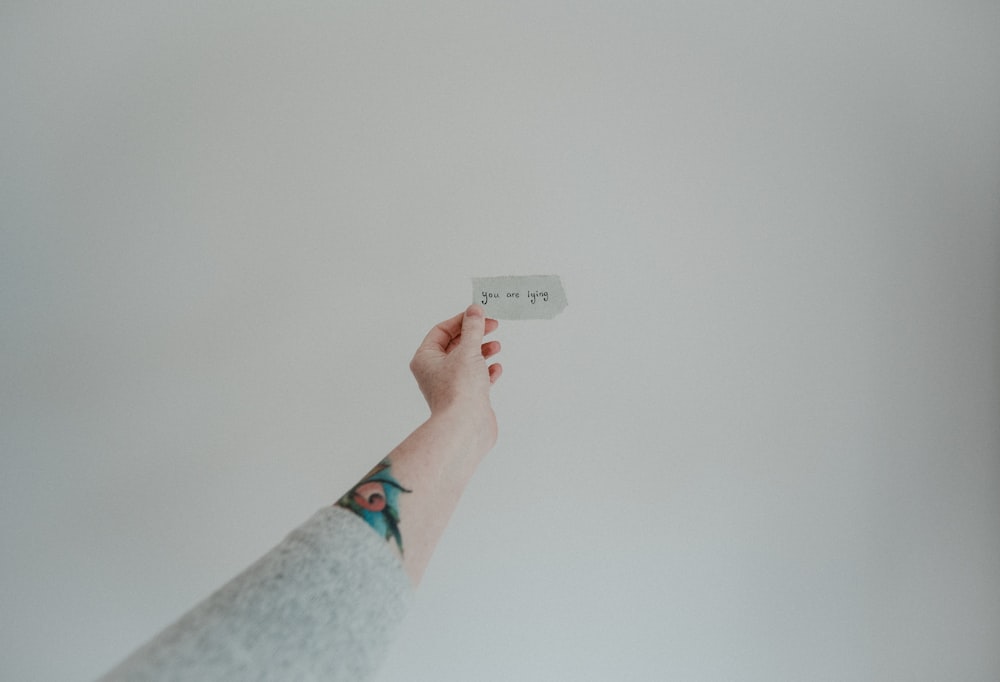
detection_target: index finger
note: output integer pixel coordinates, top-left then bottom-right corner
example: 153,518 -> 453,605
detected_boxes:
419,311 -> 466,353
443,315 -> 499,353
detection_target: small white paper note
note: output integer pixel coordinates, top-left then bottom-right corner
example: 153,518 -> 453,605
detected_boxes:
472,275 -> 568,320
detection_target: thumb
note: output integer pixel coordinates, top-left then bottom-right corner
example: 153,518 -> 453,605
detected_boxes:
459,304 -> 486,353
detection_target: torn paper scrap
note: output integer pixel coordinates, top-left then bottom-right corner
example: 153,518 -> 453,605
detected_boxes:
472,275 -> 568,320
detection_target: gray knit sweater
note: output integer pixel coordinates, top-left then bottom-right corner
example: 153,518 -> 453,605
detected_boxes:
99,506 -> 413,681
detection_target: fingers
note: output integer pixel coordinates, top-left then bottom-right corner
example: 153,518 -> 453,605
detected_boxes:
481,340 -> 501,359
420,307 -> 500,354
488,362 -> 503,384
449,316 -> 497,352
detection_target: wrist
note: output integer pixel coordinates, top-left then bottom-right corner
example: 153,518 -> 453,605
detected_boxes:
427,405 -> 497,461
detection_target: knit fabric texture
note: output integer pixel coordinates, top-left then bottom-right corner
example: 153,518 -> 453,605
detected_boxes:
99,506 -> 413,682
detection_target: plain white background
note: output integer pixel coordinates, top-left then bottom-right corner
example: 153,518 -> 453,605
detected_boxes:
2,2 -> 998,680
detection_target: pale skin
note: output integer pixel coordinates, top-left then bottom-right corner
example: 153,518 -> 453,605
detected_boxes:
342,304 -> 502,586
98,305 -> 503,681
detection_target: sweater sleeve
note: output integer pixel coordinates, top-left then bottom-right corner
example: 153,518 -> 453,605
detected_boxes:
98,506 -> 413,682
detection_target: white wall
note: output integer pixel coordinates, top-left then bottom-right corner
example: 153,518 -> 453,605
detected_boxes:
2,2 -> 998,680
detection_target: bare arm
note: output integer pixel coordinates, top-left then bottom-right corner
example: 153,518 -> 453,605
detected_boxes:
337,304 -> 503,585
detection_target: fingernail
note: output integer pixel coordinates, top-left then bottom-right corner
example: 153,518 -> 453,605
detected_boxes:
466,304 -> 484,317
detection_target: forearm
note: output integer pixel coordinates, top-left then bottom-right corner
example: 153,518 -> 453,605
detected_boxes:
391,408 -> 494,584
99,411 -> 489,682
339,408 -> 495,586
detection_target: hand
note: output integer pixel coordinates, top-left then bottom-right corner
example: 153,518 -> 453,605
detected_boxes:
409,305 -> 502,447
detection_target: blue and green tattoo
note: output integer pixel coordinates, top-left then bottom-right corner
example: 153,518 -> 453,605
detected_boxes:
336,459 -> 411,553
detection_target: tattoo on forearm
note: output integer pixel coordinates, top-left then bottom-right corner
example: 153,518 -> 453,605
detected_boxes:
336,459 -> 412,553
